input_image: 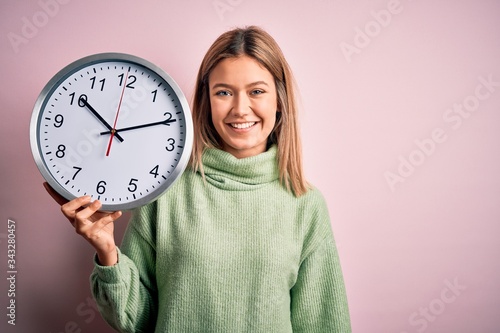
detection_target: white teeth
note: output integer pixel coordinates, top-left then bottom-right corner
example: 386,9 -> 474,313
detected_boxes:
230,122 -> 256,129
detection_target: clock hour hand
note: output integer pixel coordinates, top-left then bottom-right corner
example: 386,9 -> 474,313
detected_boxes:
99,118 -> 177,135
78,96 -> 124,142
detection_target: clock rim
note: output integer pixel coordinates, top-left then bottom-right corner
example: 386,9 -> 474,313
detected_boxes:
29,52 -> 193,211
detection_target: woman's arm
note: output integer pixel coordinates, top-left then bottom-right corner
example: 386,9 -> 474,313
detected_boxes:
44,182 -> 157,331
90,205 -> 158,333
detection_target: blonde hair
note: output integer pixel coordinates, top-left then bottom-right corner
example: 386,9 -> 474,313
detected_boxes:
190,26 -> 308,196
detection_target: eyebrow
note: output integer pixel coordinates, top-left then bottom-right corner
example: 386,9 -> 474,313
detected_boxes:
211,81 -> 270,90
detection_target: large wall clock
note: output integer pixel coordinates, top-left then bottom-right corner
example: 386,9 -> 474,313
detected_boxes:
30,53 -> 193,211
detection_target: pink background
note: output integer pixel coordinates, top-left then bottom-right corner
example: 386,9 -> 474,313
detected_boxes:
1,0 -> 500,332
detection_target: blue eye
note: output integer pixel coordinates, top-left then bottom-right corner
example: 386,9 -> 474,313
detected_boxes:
215,90 -> 231,96
251,89 -> 264,95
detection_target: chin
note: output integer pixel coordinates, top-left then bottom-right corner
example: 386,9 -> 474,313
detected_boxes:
223,140 -> 267,157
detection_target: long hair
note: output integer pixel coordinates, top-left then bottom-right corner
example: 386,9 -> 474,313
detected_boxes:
190,26 -> 308,196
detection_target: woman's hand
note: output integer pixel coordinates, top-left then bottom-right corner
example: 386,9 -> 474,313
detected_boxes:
43,182 -> 122,266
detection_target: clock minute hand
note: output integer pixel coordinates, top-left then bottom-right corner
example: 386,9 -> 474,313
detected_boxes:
78,97 -> 124,142
99,118 -> 177,135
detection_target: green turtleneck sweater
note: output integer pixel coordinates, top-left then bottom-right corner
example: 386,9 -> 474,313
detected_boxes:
91,146 -> 351,332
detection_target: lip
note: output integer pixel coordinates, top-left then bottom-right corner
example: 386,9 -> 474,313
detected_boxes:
226,121 -> 259,132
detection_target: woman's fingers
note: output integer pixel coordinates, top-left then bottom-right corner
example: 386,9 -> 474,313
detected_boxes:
43,183 -> 121,261
85,212 -> 121,241
74,199 -> 102,221
73,200 -> 121,236
110,211 -> 122,220
61,195 -> 92,221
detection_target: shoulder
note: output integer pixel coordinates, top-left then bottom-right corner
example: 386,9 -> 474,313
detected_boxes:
298,185 -> 330,218
302,184 -> 327,203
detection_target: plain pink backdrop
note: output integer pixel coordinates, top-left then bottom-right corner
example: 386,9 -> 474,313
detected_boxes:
1,0 -> 499,332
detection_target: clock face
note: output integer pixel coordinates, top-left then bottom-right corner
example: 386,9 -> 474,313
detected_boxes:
30,53 -> 193,211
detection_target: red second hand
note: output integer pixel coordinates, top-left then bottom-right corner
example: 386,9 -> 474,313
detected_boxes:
106,69 -> 129,156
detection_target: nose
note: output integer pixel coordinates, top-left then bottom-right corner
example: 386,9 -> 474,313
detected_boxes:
230,92 -> 250,117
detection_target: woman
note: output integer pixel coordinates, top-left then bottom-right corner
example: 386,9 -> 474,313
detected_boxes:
46,26 -> 351,332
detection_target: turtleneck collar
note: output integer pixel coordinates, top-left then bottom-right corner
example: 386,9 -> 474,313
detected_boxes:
200,145 -> 279,190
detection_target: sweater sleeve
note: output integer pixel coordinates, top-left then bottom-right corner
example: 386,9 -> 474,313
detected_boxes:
290,191 -> 352,332
290,235 -> 352,332
90,203 -> 158,333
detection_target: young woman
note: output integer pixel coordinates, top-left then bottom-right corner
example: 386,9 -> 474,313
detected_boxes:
46,26 -> 351,332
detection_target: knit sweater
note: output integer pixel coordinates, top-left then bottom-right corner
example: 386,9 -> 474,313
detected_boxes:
90,146 -> 351,332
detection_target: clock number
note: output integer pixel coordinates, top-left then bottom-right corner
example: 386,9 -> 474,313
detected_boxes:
128,178 -> 138,192
127,75 -> 137,89
149,165 -> 159,178
166,138 -> 175,152
70,92 -> 88,107
118,73 -> 136,89
151,89 -> 157,103
72,166 -> 82,180
56,144 -> 66,158
164,112 -> 173,121
96,180 -> 106,195
118,73 -> 124,86
69,92 -> 76,105
54,114 -> 64,128
90,76 -> 106,91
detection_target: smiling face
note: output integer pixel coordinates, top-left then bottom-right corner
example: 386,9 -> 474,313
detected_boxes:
208,55 -> 278,159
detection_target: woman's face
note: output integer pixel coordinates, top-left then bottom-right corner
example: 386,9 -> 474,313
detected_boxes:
208,55 -> 278,159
